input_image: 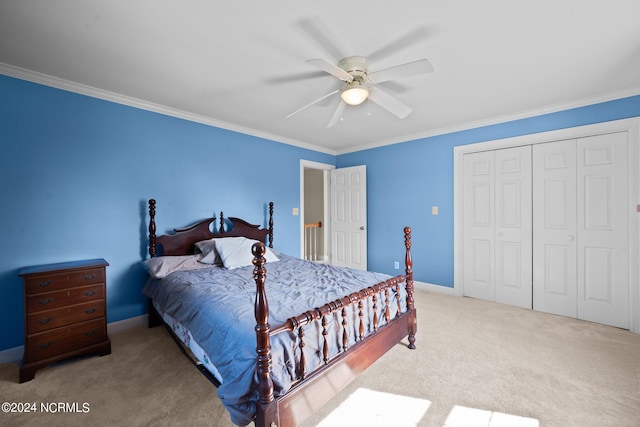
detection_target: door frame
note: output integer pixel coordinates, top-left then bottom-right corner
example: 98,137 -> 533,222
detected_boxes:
300,160 -> 334,260
453,117 -> 640,333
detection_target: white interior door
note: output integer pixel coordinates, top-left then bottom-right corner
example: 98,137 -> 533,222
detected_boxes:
494,146 -> 532,308
463,148 -> 532,308
533,139 -> 578,318
533,133 -> 629,329
330,165 -> 367,270
576,132 -> 629,329
463,151 -> 495,301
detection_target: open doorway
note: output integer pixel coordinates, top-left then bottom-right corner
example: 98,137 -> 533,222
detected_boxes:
300,160 -> 334,262
300,160 -> 368,269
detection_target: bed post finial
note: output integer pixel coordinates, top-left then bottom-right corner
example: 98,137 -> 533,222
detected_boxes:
149,199 -> 157,258
219,211 -> 225,233
268,201 -> 274,248
404,226 -> 416,349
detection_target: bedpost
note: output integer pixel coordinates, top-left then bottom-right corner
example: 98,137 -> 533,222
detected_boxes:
268,201 -> 274,248
148,199 -> 157,258
253,242 -> 278,426
404,226 -> 416,350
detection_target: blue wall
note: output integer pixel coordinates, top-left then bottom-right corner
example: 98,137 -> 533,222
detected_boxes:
0,75 -> 334,352
2,72 -> 639,354
337,95 -> 640,286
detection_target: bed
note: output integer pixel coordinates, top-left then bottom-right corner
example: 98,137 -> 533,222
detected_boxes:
143,199 -> 417,427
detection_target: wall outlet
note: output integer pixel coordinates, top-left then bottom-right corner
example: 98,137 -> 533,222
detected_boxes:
292,207 -> 299,216
394,261 -> 399,269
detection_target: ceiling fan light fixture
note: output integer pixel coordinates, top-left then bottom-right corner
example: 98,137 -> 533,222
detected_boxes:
341,83 -> 369,106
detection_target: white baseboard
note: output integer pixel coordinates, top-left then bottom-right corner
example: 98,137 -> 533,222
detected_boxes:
0,314 -> 149,366
414,280 -> 455,295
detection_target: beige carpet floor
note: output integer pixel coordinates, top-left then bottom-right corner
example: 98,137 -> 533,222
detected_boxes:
1,290 -> 639,427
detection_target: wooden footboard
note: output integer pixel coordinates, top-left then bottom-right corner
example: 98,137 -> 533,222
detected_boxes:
252,227 -> 416,427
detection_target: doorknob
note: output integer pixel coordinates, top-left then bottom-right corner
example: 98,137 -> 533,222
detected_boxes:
360,226 -> 365,230
568,235 -> 575,241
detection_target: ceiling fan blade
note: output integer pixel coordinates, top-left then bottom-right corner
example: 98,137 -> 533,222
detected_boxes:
298,19 -> 347,61
327,100 -> 346,128
286,89 -> 340,119
264,70 -> 328,85
307,59 -> 353,82
367,87 -> 412,119
368,59 -> 434,84
367,26 -> 432,62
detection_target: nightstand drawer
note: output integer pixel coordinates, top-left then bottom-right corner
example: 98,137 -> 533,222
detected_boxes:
25,318 -> 106,361
27,300 -> 106,334
24,267 -> 105,295
26,284 -> 104,312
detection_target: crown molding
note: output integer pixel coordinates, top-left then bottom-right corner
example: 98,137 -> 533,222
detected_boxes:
0,63 -> 337,156
3,62 -> 638,158
337,86 -> 640,155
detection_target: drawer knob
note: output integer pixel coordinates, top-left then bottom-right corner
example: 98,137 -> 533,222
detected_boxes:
37,317 -> 53,324
37,280 -> 51,288
84,290 -> 97,297
84,308 -> 97,314
38,341 -> 54,349
84,274 -> 97,280
84,330 -> 96,337
37,298 -> 53,305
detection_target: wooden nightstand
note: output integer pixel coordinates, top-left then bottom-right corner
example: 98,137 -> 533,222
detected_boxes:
18,258 -> 112,383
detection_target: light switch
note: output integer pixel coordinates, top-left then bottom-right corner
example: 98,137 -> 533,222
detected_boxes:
292,208 -> 299,216
432,206 -> 439,215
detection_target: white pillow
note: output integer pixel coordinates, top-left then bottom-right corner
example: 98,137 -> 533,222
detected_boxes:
214,237 -> 279,270
143,255 -> 209,279
194,238 -> 222,265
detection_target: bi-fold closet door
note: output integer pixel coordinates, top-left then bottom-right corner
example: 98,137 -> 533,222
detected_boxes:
463,145 -> 533,309
533,133 -> 629,328
463,132 -> 629,329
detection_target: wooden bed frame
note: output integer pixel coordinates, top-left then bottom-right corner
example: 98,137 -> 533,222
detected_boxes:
146,199 -> 416,427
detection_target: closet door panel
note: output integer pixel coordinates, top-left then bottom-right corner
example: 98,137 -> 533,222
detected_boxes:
577,132 -> 629,329
463,151 -> 495,301
494,146 -> 532,308
533,140 -> 577,318
544,244 -> 572,295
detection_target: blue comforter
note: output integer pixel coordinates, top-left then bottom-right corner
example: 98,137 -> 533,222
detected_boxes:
143,253 -> 401,426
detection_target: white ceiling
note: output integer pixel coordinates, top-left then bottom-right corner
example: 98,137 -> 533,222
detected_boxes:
2,1 -> 640,154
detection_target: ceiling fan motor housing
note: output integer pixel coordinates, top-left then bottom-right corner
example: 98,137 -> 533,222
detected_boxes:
338,56 -> 369,81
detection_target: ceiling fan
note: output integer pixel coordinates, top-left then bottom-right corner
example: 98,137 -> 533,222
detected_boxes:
286,55 -> 434,128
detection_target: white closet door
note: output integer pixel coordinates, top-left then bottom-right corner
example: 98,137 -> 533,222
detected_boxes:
533,132 -> 629,329
463,151 -> 495,301
576,132 -> 629,329
533,139 -> 578,318
463,147 -> 532,308
494,146 -> 532,308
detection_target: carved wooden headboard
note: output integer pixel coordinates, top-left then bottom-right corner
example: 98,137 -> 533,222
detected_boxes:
147,199 -> 274,257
